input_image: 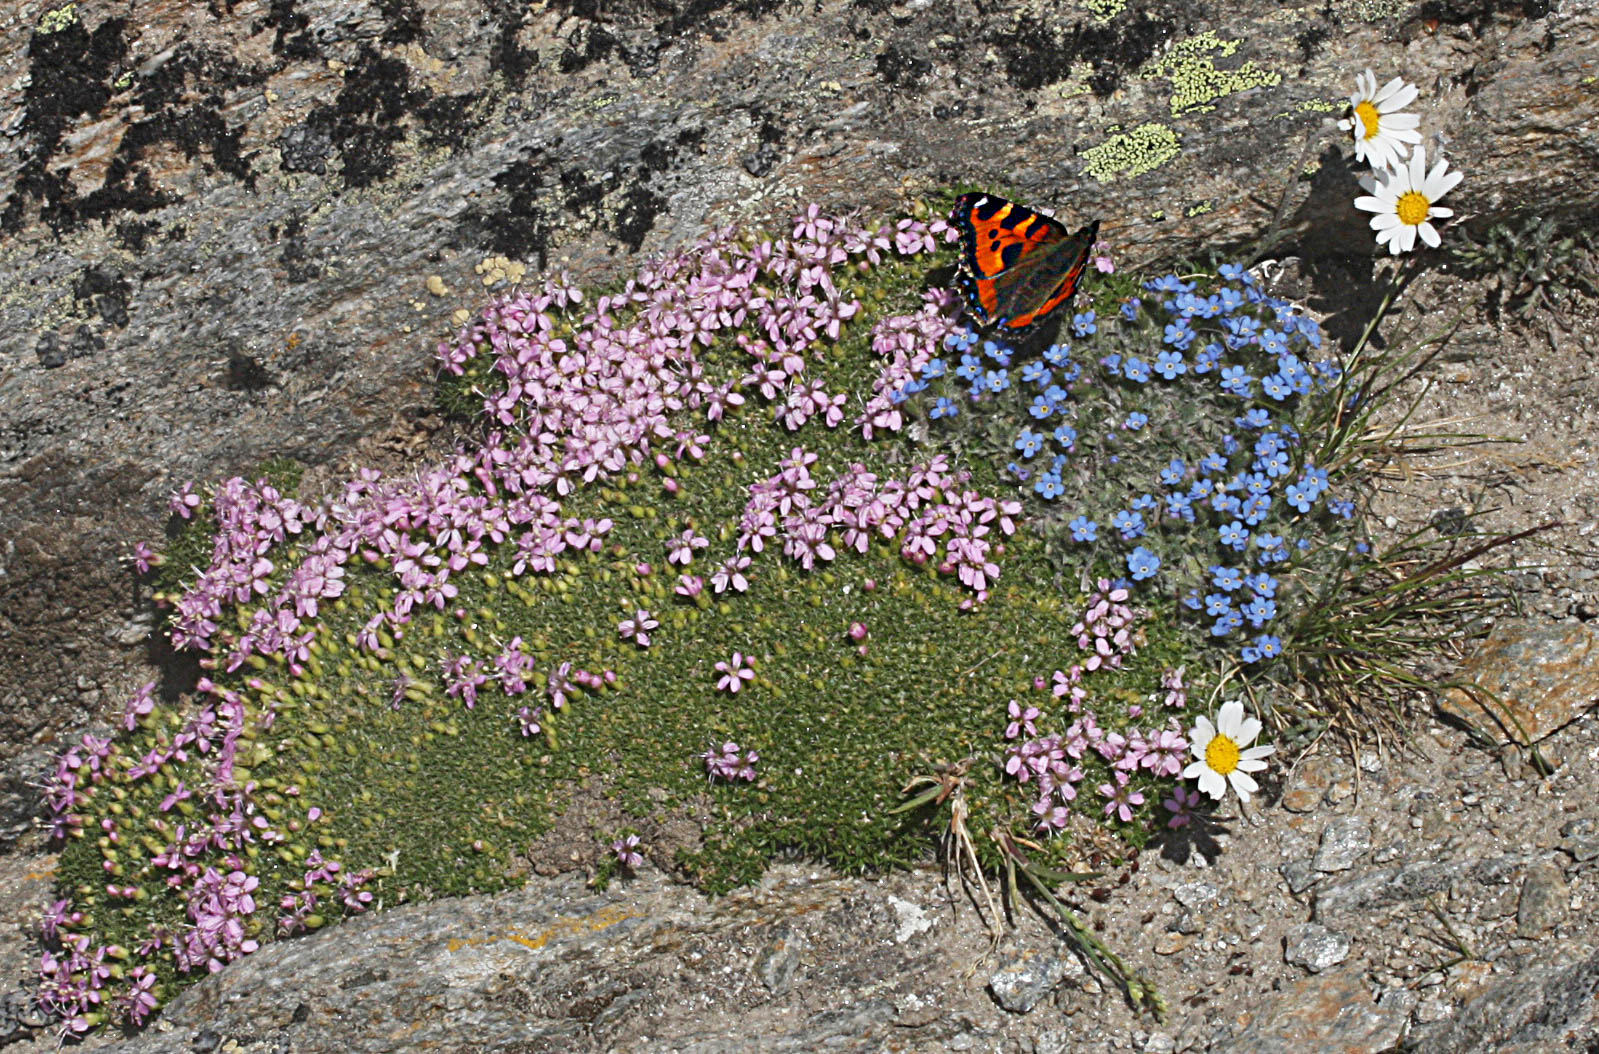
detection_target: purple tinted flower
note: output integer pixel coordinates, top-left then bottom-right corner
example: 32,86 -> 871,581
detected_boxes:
703,741 -> 759,782
611,834 -> 644,869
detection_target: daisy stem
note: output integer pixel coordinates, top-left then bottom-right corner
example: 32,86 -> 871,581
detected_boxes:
1345,254 -> 1418,373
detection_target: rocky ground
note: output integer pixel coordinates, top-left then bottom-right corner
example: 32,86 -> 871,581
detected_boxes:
0,270 -> 1593,1054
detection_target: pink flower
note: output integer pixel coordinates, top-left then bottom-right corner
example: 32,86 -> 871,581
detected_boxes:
1004,699 -> 1040,739
710,556 -> 751,594
667,529 -> 709,566
703,741 -> 759,782
1099,771 -> 1145,822
618,609 -> 658,647
611,834 -> 644,869
714,652 -> 755,693
1164,785 -> 1202,828
169,482 -> 202,519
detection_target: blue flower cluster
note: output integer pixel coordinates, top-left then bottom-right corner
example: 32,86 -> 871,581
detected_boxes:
906,264 -> 1359,665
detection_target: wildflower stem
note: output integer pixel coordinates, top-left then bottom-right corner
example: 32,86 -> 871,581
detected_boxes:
999,832 -> 1165,1020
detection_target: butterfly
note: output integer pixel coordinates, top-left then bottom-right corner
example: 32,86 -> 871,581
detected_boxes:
950,192 -> 1100,333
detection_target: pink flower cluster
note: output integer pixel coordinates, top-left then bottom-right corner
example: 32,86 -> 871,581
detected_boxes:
1071,578 -> 1139,671
153,205 -> 947,708
737,450 -> 1019,604
276,849 -> 374,936
175,866 -> 261,973
857,295 -> 964,440
60,206 -> 964,1029
1003,591 -> 1190,835
703,741 -> 759,782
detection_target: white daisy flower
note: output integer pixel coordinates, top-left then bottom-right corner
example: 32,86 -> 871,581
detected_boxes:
1353,147 -> 1464,255
1183,700 -> 1275,803
1338,69 -> 1422,173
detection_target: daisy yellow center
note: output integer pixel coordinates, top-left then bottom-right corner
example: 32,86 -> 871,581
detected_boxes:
1355,100 -> 1381,140
1395,191 -> 1432,226
1205,733 -> 1242,776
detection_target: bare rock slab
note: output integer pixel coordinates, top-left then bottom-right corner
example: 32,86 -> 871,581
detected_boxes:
1439,620 -> 1599,745
1212,966 -> 1407,1054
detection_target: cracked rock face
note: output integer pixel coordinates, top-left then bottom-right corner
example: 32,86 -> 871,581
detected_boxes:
3,0 -> 1599,1051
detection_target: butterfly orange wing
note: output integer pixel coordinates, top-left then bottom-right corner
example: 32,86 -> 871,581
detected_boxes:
952,193 -> 1099,332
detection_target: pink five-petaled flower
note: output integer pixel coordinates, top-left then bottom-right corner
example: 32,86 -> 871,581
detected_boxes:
1098,771 -> 1145,822
118,966 -> 158,1026
1005,699 -> 1040,740
618,609 -> 658,647
611,834 -> 644,869
1140,727 -> 1189,778
168,482 -> 201,519
1091,239 -> 1115,274
710,555 -> 752,594
667,528 -> 709,566
714,652 -> 755,693
120,681 -> 157,731
131,541 -> 162,574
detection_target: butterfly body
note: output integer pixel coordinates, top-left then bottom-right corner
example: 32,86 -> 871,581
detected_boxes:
950,192 -> 1100,332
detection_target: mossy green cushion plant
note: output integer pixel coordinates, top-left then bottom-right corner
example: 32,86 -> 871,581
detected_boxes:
38,198 -> 1400,1034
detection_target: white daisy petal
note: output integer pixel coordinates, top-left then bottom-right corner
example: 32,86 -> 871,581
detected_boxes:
1241,744 -> 1276,760
1235,757 -> 1270,773
1216,700 -> 1245,737
1407,147 -> 1428,186
1397,225 -> 1417,253
1372,75 -> 1407,101
1426,167 -> 1464,200
1197,768 -> 1226,801
1428,206 -> 1454,219
1353,194 -> 1385,214
1228,769 -> 1259,802
1378,82 -> 1419,111
1237,716 -> 1262,745
1370,213 -> 1402,231
1419,222 -> 1441,248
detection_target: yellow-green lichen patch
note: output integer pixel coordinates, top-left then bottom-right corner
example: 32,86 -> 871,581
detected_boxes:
1082,124 -> 1182,183
1142,32 -> 1282,117
1079,0 -> 1128,22
36,4 -> 78,34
